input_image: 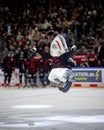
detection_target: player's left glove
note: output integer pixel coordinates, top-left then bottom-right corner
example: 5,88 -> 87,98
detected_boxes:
68,57 -> 76,66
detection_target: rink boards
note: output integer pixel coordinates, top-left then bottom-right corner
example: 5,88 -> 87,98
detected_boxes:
0,67 -> 104,87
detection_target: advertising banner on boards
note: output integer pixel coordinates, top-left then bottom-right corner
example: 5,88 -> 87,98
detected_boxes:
73,70 -> 102,82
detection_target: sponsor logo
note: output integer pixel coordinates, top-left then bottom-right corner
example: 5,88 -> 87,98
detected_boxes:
73,70 -> 102,82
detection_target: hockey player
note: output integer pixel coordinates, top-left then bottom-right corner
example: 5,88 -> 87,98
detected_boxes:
38,46 -> 52,87
48,34 -> 77,93
1,52 -> 15,87
17,51 -> 26,87
26,46 -> 37,87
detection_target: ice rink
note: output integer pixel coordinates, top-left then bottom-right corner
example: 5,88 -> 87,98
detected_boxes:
0,86 -> 104,130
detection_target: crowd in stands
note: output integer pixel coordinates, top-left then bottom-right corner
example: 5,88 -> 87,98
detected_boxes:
0,0 -> 104,66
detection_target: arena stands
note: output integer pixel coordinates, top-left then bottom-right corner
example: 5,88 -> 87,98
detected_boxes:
0,0 -> 104,87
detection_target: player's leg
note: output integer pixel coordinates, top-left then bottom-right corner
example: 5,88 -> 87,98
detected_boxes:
31,73 -> 36,87
48,68 -> 74,93
28,73 -> 32,87
58,68 -> 74,93
4,72 -> 8,87
8,72 -> 12,87
58,80 -> 72,93
23,72 -> 28,88
19,72 -> 22,87
39,69 -> 44,86
43,71 -> 49,86
48,68 -> 68,83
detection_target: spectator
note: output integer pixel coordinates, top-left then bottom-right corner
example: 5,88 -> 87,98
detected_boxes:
97,41 -> 104,66
0,0 -> 103,74
76,45 -> 89,54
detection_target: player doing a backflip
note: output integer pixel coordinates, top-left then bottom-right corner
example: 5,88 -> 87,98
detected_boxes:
48,34 -> 77,93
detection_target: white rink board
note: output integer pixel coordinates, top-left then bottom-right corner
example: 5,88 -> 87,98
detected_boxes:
0,69 -> 19,85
